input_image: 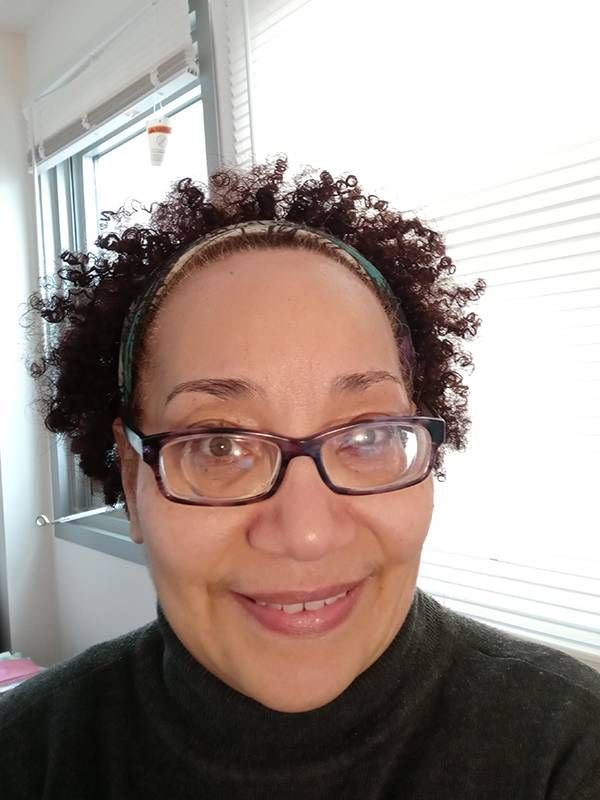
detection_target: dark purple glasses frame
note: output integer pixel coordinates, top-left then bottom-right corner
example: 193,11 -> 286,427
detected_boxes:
124,415 -> 446,507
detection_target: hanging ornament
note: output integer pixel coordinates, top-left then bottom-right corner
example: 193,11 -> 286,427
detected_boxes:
146,116 -> 172,166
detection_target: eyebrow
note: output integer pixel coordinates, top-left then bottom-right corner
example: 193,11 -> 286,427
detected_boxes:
165,370 -> 404,405
331,370 -> 404,394
166,378 -> 265,404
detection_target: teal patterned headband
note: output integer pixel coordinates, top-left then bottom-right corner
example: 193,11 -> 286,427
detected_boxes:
117,220 -> 416,413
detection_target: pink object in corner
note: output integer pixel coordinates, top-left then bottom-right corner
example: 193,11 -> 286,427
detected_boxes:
0,657 -> 43,688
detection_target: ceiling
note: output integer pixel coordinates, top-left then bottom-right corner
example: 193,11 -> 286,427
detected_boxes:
0,0 -> 49,31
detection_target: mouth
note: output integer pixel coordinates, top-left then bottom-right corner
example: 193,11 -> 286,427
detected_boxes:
239,579 -> 364,606
232,579 -> 367,637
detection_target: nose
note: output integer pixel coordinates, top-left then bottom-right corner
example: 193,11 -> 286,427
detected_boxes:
247,455 -> 356,560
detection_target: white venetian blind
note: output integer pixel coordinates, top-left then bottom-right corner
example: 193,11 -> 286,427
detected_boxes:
24,0 -> 195,166
217,0 -> 600,667
220,0 -> 600,208
417,140 -> 600,669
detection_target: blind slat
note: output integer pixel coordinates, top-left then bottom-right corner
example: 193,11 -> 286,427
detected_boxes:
424,144 -> 600,221
421,139 -> 600,658
453,236 -> 600,271
419,550 -> 600,666
445,201 -> 600,250
440,183 -> 600,235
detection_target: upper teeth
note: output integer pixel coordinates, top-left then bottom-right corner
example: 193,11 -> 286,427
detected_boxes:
256,590 -> 350,614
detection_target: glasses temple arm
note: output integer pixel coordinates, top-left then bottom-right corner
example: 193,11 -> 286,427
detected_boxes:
124,424 -> 144,456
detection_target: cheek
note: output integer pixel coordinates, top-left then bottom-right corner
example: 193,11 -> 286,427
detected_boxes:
134,463 -> 241,588
352,477 -> 434,560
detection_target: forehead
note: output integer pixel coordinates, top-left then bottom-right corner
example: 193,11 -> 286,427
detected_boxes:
142,248 -> 406,422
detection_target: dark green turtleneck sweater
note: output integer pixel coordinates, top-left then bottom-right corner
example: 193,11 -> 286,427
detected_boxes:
1,589 -> 599,798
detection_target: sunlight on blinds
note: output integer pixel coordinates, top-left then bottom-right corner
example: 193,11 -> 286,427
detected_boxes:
421,142 -> 600,571
218,3 -> 600,664
224,0 -> 600,208
221,0 -> 599,573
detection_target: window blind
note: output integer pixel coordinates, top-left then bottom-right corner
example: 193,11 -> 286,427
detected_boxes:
23,0 -> 196,167
218,0 -> 600,207
417,139 -> 600,670
215,0 -> 600,666
417,548 -> 600,670
221,0 -> 318,170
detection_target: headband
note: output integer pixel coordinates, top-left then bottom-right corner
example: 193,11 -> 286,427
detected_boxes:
117,220 -> 416,413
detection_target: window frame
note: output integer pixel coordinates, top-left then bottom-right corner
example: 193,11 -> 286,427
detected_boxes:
39,0 -> 220,564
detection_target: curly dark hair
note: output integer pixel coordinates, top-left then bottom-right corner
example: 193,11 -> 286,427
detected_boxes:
27,157 -> 486,506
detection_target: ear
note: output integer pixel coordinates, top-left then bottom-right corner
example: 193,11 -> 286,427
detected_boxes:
112,417 -> 144,544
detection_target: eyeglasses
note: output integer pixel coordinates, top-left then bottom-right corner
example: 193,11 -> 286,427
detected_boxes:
124,416 -> 446,507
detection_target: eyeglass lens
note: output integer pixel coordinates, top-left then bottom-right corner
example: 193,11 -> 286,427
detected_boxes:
159,422 -> 430,502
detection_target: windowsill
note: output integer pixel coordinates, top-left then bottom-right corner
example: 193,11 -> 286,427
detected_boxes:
54,511 -> 146,565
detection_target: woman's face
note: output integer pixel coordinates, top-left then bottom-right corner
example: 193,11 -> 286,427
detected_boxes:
116,247 -> 434,712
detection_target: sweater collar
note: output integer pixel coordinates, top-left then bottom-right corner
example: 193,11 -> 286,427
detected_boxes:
157,588 -> 449,768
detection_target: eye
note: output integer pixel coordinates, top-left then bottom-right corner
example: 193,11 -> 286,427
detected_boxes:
204,435 -> 236,458
183,435 -> 250,463
323,422 -> 412,482
341,424 -> 397,449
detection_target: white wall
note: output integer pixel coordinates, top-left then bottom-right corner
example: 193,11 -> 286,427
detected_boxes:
53,539 -> 156,660
17,0 -> 165,663
0,30 -> 59,665
0,28 -> 156,667
25,0 -> 146,96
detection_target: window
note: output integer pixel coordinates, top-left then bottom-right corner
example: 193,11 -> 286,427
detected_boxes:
36,82 -> 211,555
92,96 -> 208,231
415,145 -> 600,668
32,0 -> 220,562
74,86 -> 208,514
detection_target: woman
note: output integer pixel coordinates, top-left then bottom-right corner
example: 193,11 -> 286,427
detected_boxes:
1,159 -> 599,798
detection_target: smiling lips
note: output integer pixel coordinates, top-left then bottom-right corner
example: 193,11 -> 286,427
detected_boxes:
235,579 -> 366,636
240,579 -> 365,605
